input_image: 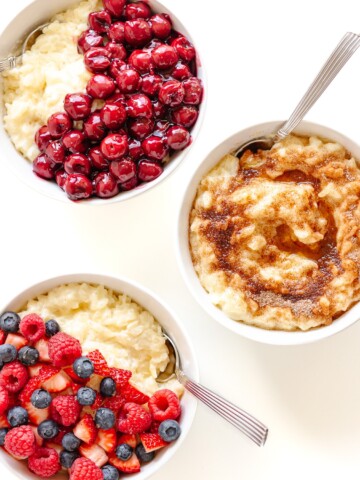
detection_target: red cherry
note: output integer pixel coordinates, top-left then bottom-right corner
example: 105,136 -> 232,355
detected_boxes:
144,38 -> 163,52
55,169 -> 68,189
106,91 -> 126,105
127,94 -> 153,118
116,69 -> 142,93
171,36 -> 196,62
108,21 -> 125,43
33,154 -> 57,179
45,140 -> 66,164
103,0 -> 126,17
171,62 -> 192,80
64,173 -> 93,201
88,146 -> 109,170
128,138 -> 144,160
64,153 -> 91,176
101,133 -> 128,160
109,59 -> 126,78
166,125 -> 191,150
124,20 -> 152,46
84,47 -> 111,73
77,29 -> 103,54
141,74 -> 162,97
128,117 -> 154,140
152,99 -> 168,118
109,158 -> 136,182
128,50 -> 152,74
86,74 -> 116,99
152,45 -> 178,69
138,159 -> 163,182
142,135 -> 169,161
124,2 -> 151,19
171,105 -> 198,127
35,125 -> 52,152
100,103 -> 127,129
121,175 -> 139,191
47,112 -> 72,138
158,80 -> 184,106
150,14 -> 172,39
83,112 -> 107,141
94,172 -> 120,198
106,42 -> 127,60
88,11 -> 111,33
62,130 -> 88,153
64,93 -> 92,120
183,77 -> 203,105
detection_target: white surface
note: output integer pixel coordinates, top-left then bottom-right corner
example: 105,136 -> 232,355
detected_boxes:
1,1 -> 360,479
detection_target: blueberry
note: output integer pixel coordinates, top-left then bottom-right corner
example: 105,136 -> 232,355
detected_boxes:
38,419 -> 59,440
77,387 -> 96,406
0,311 -> 20,333
60,450 -> 80,468
18,346 -> 39,366
135,443 -> 155,463
7,406 -> 28,427
94,408 -> 115,430
100,377 -> 116,397
0,344 -> 17,364
0,428 -> 8,446
116,443 -> 133,461
45,319 -> 60,338
62,432 -> 81,452
31,389 -> 52,409
73,356 -> 94,378
158,419 -> 181,442
101,465 -> 120,480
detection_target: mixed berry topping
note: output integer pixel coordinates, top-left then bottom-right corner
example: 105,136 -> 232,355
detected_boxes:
0,311 -> 182,478
33,0 -> 203,200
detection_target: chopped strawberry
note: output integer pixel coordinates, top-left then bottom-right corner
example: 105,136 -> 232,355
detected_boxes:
35,339 -> 51,362
79,444 -> 108,467
24,401 -> 50,425
86,374 -> 103,392
103,393 -> 125,413
121,383 -> 149,404
28,364 -> 45,378
109,367 -> 132,388
30,425 -> 44,447
96,428 -> 116,453
73,414 -> 97,445
117,433 -> 137,449
139,433 -> 168,452
87,350 -> 110,376
71,383 -> 82,395
5,333 -> 28,350
0,413 -> 10,428
44,442 -> 63,455
63,366 -> 88,385
109,453 -> 140,473
0,330 -> 7,345
19,367 -> 60,403
42,370 -> 71,393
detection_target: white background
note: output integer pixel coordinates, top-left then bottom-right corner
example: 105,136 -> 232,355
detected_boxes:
1,0 -> 360,479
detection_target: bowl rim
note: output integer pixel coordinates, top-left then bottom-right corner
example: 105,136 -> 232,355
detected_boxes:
0,272 -> 199,480
0,0 -> 208,205
175,119 -> 360,346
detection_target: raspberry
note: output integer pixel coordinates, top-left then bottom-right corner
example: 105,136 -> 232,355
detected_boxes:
48,333 -> 82,367
0,386 -> 10,414
86,350 -> 110,376
117,402 -> 152,434
103,393 -> 125,412
51,395 -> 81,426
19,314 -> 46,343
121,383 -> 149,404
70,457 -> 103,480
0,330 -> 6,344
147,419 -> 161,433
0,361 -> 29,392
148,389 -> 181,421
4,425 -> 36,459
109,367 -> 132,388
28,447 -> 60,478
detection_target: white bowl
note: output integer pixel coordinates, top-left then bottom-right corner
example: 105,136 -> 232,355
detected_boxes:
176,120 -> 360,346
0,273 -> 199,480
0,0 -> 206,204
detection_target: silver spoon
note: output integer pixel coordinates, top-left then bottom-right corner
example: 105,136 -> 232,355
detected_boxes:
235,32 -> 360,158
157,330 -> 269,446
0,22 -> 50,73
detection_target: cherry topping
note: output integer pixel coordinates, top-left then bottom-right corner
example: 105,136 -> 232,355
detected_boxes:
62,130 -> 88,153
152,99 -> 167,118
103,0 -> 126,17
33,154 -> 57,179
64,93 -> 92,120
152,44 -> 178,69
109,158 -> 136,182
183,77 -> 203,105
64,173 -> 93,200
87,74 -> 116,99
121,175 -> 139,191
171,105 -> 198,127
127,94 -> 153,118
166,125 -> 191,150
141,74 -> 162,97
83,112 -> 107,141
158,80 -> 184,106
124,2 -> 151,19
106,91 -> 126,105
108,21 -> 125,43
55,169 -> 68,189
64,153 -> 91,176
142,135 -> 169,161
150,14 -> 172,39
77,29 -> 103,54
138,159 -> 163,182
106,42 -> 127,60
94,172 -> 120,198
171,36 -> 196,62
116,69 -> 142,93
88,11 -> 111,34
109,59 -> 126,78
124,20 -> 152,46
171,62 -> 192,80
101,133 -> 128,160
128,50 -> 153,74
47,112 -> 72,138
100,103 -> 127,129
45,140 -> 66,164
128,138 -> 144,160
88,146 -> 109,170
35,125 -> 52,152
128,117 -> 154,139
84,47 -> 111,73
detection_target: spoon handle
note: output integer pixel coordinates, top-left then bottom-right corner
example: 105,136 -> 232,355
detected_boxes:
0,56 -> 20,73
277,32 -> 360,140
177,370 -> 268,446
